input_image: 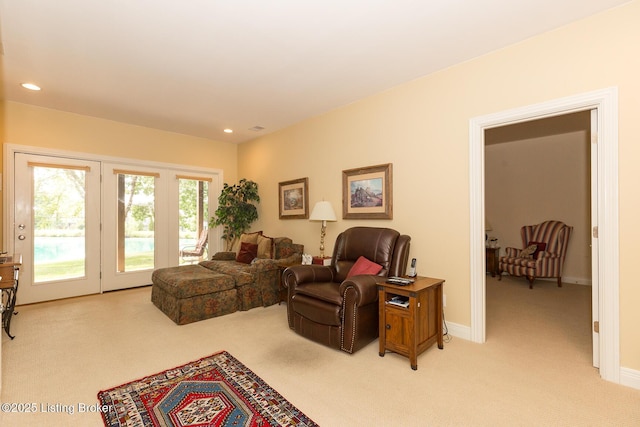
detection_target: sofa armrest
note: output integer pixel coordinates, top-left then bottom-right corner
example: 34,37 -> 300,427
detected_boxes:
339,275 -> 381,306
273,238 -> 304,260
250,257 -> 280,271
276,254 -> 302,266
210,251 -> 236,261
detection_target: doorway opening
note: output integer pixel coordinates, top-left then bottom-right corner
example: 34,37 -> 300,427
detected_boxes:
484,111 -> 593,370
469,88 -> 620,384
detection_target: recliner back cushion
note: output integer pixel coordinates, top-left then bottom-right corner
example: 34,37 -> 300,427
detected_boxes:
332,227 -> 399,282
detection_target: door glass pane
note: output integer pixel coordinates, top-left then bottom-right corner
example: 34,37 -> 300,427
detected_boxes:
179,178 -> 209,265
117,173 -> 155,272
33,166 -> 86,282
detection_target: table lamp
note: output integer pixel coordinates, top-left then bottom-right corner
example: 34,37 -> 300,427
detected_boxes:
309,201 -> 337,258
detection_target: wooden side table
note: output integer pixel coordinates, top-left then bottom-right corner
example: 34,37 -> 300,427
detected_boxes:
378,276 -> 445,370
311,256 -> 331,266
486,246 -> 500,277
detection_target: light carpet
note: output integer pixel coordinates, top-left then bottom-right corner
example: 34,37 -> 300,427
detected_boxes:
1,275 -> 639,426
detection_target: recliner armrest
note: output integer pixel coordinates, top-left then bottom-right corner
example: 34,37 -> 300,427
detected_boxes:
339,275 -> 381,306
283,265 -> 335,288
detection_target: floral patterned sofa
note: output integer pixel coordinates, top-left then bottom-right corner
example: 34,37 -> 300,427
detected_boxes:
151,234 -> 303,325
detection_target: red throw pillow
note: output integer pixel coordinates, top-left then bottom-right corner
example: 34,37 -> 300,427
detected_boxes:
529,241 -> 547,258
236,242 -> 258,264
347,256 -> 383,278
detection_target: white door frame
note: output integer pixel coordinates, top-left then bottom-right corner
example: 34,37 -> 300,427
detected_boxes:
590,109 -> 600,368
13,153 -> 102,304
4,143 -> 224,290
469,87 -> 619,383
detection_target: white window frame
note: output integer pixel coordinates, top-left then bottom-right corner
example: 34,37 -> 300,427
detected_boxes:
3,143 -> 223,291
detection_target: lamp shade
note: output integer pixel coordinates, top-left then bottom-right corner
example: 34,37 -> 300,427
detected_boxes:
309,201 -> 337,222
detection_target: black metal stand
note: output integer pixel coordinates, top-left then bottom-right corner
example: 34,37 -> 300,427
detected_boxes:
1,272 -> 19,340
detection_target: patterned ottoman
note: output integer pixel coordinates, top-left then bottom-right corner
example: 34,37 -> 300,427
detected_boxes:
151,265 -> 237,325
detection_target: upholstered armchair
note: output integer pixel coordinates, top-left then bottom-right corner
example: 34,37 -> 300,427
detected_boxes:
498,220 -> 573,289
283,227 -> 411,353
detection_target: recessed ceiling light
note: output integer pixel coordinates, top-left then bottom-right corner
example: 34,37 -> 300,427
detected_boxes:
21,83 -> 41,91
224,129 -> 233,133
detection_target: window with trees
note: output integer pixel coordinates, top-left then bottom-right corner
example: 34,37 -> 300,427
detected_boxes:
116,170 -> 158,272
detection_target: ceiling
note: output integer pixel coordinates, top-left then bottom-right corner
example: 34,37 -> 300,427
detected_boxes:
0,1 -> 630,143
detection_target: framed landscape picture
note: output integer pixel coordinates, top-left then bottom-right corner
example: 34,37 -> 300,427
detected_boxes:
279,177 -> 309,219
342,163 -> 392,219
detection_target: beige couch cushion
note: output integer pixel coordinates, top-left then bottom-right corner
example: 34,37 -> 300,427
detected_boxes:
257,234 -> 274,259
233,231 -> 262,255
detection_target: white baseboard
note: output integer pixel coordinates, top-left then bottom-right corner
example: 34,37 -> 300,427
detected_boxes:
620,367 -> 640,390
498,274 -> 592,286
444,320 -> 471,341
561,276 -> 592,286
443,319 -> 640,392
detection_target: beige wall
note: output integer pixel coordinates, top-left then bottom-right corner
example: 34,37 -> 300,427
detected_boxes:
1,101 -> 239,247
239,1 -> 640,371
485,115 -> 591,282
3,102 -> 238,174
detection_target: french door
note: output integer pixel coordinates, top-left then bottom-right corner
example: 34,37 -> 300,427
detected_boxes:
14,153 -> 101,305
101,163 -> 169,291
10,147 -> 220,302
100,164 -> 216,290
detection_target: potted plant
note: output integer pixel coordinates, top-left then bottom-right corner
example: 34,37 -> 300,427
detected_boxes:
209,179 -> 260,250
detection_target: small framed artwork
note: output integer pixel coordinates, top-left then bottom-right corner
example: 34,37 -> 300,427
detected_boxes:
342,163 -> 392,219
279,177 -> 309,219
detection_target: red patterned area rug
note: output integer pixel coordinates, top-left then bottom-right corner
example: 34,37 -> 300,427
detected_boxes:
97,351 -> 318,427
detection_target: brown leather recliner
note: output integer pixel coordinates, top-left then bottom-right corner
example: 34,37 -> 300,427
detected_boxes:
283,227 -> 411,353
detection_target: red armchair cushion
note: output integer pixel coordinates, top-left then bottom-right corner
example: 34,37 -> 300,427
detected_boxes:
347,256 -> 383,278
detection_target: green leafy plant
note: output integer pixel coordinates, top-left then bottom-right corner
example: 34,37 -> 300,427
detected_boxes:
209,179 -> 260,250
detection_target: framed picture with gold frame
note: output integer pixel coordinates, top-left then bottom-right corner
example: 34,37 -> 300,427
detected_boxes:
342,163 -> 392,219
279,177 -> 309,219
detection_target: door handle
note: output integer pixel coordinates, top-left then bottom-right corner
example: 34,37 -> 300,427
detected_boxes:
18,235 -> 26,240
